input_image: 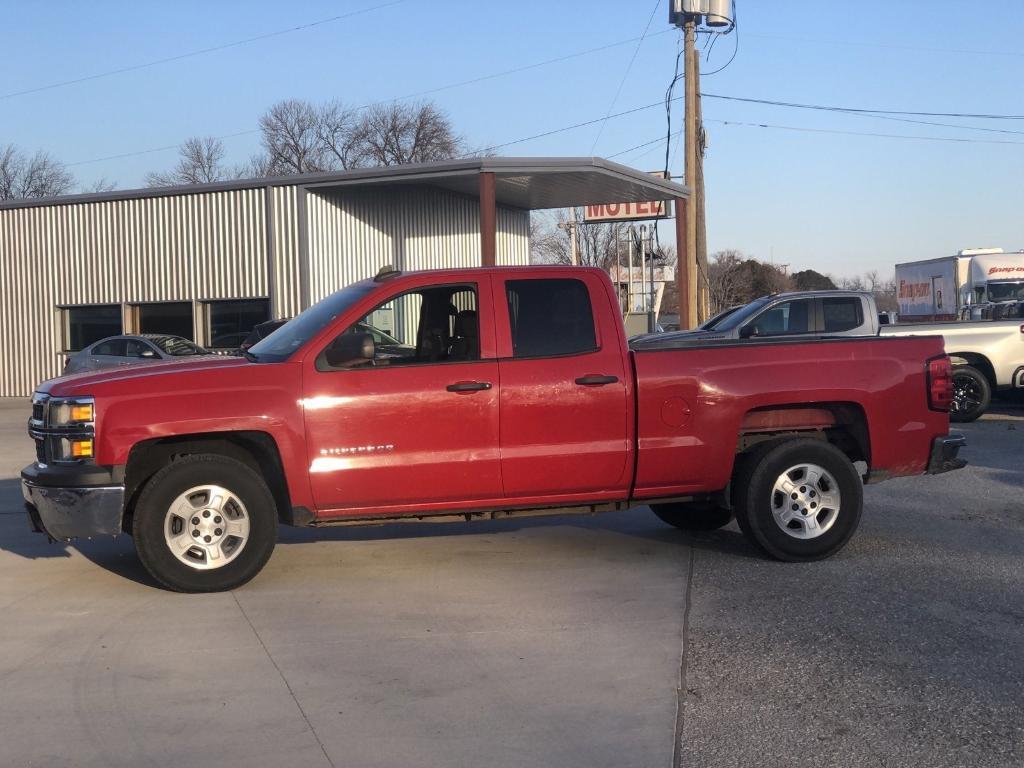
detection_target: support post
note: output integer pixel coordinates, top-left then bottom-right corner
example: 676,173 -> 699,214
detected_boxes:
479,172 -> 497,267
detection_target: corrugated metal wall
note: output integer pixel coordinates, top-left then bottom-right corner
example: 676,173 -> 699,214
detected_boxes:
0,189 -> 269,396
0,180 -> 530,396
270,186 -> 302,318
305,187 -> 529,304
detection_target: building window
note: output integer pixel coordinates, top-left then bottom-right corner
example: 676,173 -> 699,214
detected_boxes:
135,302 -> 194,340
206,299 -> 270,349
64,305 -> 122,352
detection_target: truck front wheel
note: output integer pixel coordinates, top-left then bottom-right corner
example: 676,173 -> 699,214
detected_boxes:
732,439 -> 862,562
133,454 -> 278,592
650,501 -> 733,531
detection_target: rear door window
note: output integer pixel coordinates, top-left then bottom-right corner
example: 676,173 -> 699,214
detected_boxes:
821,297 -> 864,332
125,339 -> 154,358
91,339 -> 126,357
506,279 -> 597,358
753,299 -> 812,336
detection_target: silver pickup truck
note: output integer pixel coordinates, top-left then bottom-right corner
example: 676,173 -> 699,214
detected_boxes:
643,290 -> 1024,422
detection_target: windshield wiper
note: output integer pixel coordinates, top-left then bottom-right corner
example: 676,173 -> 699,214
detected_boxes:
243,350 -> 260,363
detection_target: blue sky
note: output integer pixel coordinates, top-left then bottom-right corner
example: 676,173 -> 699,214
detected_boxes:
3,0 -> 1022,277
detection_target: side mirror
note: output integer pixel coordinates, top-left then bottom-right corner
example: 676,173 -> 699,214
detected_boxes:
140,349 -> 157,359
325,332 -> 375,368
739,324 -> 761,339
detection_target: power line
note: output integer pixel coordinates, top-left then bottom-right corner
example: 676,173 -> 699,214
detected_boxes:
702,21 -> 739,76
589,0 -> 663,153
702,92 -> 1024,120
706,119 -> 1024,146
377,29 -> 674,106
473,98 -> 670,156
744,32 -> 1024,58
610,114 -> 1024,163
0,0 -> 408,101
66,29 -> 677,168
608,131 -> 680,159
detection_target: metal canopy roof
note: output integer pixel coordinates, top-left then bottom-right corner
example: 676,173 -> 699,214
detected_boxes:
0,156 -> 690,211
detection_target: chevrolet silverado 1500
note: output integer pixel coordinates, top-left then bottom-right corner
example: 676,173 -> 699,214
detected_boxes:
23,266 -> 965,592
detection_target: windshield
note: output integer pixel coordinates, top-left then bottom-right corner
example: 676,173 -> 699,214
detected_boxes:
248,281 -> 378,362
987,282 -> 1024,302
701,305 -> 741,330
150,337 -> 207,356
711,297 -> 772,331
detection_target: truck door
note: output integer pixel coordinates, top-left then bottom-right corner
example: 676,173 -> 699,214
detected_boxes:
495,274 -> 631,499
302,277 -> 502,514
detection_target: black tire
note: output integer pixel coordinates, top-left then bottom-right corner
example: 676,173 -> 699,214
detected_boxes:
651,501 -> 733,531
731,438 -> 862,562
133,454 -> 278,592
950,366 -> 991,423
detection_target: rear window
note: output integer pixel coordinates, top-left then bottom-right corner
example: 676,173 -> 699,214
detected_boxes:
150,336 -> 207,356
506,279 -> 597,358
822,297 -> 864,333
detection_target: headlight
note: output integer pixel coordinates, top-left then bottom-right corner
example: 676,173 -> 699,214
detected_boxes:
48,397 -> 95,427
30,396 -> 96,464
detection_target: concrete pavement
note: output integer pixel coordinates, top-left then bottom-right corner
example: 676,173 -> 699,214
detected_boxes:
0,397 -> 1021,767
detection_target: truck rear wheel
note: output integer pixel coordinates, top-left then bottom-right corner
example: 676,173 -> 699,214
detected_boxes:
950,366 -> 990,423
732,438 -> 862,562
651,501 -> 733,531
133,454 -> 277,592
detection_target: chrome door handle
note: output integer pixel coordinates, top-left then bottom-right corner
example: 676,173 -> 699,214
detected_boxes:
575,374 -> 619,386
446,381 -> 492,393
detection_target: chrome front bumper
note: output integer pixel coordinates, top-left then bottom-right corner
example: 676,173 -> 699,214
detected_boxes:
22,476 -> 125,541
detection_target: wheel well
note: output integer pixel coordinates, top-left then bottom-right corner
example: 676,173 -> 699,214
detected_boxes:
736,402 -> 871,467
122,432 -> 291,534
948,353 -> 996,388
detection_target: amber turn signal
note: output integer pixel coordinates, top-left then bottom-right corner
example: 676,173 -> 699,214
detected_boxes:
69,404 -> 94,422
70,439 -> 94,458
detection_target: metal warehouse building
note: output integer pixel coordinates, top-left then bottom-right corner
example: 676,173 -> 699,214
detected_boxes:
0,156 -> 688,397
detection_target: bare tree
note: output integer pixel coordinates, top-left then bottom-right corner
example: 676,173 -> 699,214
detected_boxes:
317,100 -> 361,170
836,274 -> 866,291
707,250 -> 793,312
530,208 -> 627,269
146,137 -> 232,187
708,250 -> 748,313
234,152 -> 276,179
354,102 -> 463,166
837,269 -> 898,312
259,99 -> 328,174
0,144 -> 75,200
82,177 -> 117,193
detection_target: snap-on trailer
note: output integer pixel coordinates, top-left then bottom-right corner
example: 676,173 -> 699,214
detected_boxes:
895,249 -> 1024,321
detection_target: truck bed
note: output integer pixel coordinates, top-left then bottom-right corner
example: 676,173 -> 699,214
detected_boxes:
629,334 -> 950,496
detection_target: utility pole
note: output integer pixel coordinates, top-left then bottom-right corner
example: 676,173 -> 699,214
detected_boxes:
558,218 -> 579,265
669,0 -> 735,328
683,17 -> 700,329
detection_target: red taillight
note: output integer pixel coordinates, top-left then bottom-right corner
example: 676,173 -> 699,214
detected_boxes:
927,355 -> 952,411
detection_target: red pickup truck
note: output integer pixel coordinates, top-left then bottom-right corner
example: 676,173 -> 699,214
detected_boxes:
23,266 -> 965,592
